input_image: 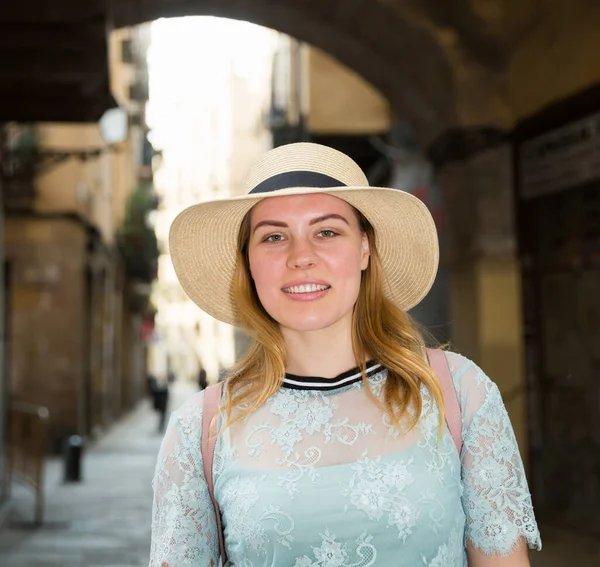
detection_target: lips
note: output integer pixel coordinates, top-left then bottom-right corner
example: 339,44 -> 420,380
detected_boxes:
282,283 -> 331,294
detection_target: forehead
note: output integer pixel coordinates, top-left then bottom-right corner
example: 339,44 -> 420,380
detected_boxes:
250,193 -> 354,223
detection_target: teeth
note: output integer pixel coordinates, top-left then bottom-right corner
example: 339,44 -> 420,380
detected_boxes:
284,284 -> 329,294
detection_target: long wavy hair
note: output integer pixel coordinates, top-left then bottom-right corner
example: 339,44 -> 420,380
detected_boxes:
221,204 -> 446,435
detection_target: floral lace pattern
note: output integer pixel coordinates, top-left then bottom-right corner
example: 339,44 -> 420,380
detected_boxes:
241,388 -> 374,498
149,351 -> 541,566
293,530 -> 376,567
342,454 -> 419,540
455,359 -> 540,555
149,404 -> 219,566
422,519 -> 465,566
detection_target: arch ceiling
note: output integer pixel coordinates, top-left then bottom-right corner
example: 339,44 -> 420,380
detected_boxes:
3,0 -> 594,148
113,0 -> 456,145
0,0 -> 456,144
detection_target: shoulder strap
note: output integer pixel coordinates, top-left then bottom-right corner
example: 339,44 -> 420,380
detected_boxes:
201,382 -> 227,565
426,348 -> 462,455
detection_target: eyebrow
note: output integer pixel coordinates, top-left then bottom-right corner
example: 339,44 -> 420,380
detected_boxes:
252,213 -> 350,235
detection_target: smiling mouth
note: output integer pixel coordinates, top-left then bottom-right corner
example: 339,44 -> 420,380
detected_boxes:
282,284 -> 331,294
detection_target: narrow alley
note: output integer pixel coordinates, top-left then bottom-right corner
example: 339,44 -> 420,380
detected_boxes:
0,382 -> 197,567
1,3 -> 600,563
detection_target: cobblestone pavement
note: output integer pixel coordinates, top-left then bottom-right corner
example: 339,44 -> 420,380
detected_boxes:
0,380 -> 598,566
0,381 -> 198,567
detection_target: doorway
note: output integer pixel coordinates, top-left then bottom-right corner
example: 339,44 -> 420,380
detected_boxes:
521,182 -> 600,533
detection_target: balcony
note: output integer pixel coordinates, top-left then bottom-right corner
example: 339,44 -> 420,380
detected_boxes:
1,125 -> 38,212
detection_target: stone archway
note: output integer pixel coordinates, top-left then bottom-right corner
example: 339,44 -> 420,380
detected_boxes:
113,0 -> 457,145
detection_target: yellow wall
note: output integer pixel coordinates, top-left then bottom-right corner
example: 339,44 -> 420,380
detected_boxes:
109,28 -> 136,107
31,27 -> 146,245
450,257 -> 528,462
306,47 -> 392,134
413,0 -> 600,130
35,124 -> 117,244
112,133 -> 138,230
109,27 -> 139,229
4,217 -> 87,445
506,0 -> 600,120
477,259 -> 527,454
34,123 -> 102,218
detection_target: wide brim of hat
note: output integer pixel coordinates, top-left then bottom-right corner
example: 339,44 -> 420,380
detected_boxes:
169,186 -> 439,326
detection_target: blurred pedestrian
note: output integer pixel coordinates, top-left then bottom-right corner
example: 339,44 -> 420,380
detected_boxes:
150,143 -> 541,566
198,366 -> 208,391
149,377 -> 169,433
167,368 -> 175,385
146,373 -> 157,398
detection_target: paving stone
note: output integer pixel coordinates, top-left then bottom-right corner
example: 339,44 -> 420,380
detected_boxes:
0,382 -> 197,567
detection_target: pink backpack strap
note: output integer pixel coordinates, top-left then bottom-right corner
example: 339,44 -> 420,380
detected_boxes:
426,348 -> 462,455
201,382 -> 227,565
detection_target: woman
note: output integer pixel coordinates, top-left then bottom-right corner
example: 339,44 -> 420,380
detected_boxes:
150,143 -> 541,566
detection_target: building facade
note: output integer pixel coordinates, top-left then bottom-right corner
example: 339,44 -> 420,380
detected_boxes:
514,88 -> 600,533
0,24 -> 155,457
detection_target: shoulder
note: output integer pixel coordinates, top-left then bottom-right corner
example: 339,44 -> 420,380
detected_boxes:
441,350 -> 497,391
167,390 -> 206,451
440,350 -> 503,420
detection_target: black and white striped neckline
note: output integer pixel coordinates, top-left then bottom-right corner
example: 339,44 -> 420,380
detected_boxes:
282,360 -> 383,392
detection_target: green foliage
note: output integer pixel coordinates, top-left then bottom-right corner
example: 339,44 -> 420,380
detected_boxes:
8,124 -> 39,176
118,183 -> 159,284
11,124 -> 39,155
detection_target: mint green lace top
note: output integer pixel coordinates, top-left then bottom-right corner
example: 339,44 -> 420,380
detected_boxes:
149,351 -> 541,566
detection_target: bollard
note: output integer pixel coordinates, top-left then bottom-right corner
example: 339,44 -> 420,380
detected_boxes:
63,434 -> 84,482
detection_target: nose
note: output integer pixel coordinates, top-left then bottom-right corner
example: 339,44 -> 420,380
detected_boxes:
286,237 -> 317,270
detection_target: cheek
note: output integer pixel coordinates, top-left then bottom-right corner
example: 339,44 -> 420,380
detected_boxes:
328,248 -> 365,279
249,252 -> 277,296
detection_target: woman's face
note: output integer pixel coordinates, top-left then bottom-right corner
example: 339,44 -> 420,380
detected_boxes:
247,193 -> 370,334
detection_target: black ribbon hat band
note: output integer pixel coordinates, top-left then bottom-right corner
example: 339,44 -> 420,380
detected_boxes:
249,171 -> 346,194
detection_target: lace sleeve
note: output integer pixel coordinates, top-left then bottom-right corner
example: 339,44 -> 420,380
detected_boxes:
149,396 -> 219,567
446,352 -> 542,556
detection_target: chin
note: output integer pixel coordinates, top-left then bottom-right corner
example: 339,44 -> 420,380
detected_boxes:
262,299 -> 354,334
276,311 -> 349,334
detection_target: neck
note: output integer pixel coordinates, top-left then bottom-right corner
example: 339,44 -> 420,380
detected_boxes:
281,319 -> 360,378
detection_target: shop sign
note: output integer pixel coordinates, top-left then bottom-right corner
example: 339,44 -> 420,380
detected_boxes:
519,111 -> 600,199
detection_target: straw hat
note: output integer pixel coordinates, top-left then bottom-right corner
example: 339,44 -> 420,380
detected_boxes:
169,142 -> 439,326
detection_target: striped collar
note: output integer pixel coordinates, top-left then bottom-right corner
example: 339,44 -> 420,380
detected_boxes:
282,360 -> 383,391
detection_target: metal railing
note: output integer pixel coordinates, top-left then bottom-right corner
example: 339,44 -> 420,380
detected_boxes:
7,402 -> 49,526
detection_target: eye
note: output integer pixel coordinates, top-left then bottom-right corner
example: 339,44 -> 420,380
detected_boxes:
264,233 -> 285,242
317,229 -> 338,238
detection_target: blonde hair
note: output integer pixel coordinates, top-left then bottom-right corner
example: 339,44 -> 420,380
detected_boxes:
221,207 -> 445,435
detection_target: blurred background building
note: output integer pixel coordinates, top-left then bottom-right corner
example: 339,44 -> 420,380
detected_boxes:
0,23 -> 157,501
0,0 -> 599,553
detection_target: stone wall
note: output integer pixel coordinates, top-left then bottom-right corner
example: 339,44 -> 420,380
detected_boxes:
5,216 -> 86,450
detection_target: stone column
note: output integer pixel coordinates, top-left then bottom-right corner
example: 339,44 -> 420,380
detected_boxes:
0,125 -> 7,507
439,145 -> 529,459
